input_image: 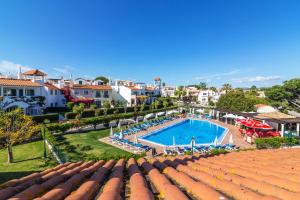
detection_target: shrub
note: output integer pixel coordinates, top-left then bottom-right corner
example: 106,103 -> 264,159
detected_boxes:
81,109 -> 95,118
65,112 -> 77,120
255,137 -> 298,149
66,102 -> 74,110
32,113 -> 59,123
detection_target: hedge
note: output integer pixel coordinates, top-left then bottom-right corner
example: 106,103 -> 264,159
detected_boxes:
48,106 -> 178,133
255,137 -> 298,149
64,105 -> 172,120
44,107 -> 69,113
65,112 -> 77,120
32,113 -> 59,123
81,109 -> 96,118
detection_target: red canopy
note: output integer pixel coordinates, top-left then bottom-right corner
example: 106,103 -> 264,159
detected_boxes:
240,119 -> 273,130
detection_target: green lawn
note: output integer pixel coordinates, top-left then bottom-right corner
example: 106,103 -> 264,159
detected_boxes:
55,128 -> 136,162
0,128 -> 136,184
0,141 -> 57,184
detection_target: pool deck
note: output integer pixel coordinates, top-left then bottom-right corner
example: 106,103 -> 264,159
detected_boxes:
100,117 -> 254,155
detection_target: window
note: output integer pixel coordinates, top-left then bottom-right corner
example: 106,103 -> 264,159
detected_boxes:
75,91 -> 79,95
55,90 -> 57,95
104,91 -> 109,98
84,90 -> 89,95
95,91 -> 101,98
3,88 -> 17,96
50,90 -> 53,95
78,80 -> 83,85
26,89 -> 35,96
55,102 -> 58,107
95,100 -> 101,108
50,103 -> 53,107
19,89 -> 24,97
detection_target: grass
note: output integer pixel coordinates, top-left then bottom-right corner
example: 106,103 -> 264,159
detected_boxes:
0,128 -> 137,184
0,141 -> 57,184
55,128 -> 137,162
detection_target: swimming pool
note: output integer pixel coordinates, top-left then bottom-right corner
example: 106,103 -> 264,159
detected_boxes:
139,119 -> 228,146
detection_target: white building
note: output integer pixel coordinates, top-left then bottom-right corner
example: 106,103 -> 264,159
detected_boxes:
111,78 -> 161,107
197,89 -> 225,106
0,69 -> 66,115
65,84 -> 113,107
161,86 -> 176,97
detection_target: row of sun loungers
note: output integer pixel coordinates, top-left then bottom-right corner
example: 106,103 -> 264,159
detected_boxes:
109,137 -> 151,153
164,144 -> 239,155
120,116 -> 178,136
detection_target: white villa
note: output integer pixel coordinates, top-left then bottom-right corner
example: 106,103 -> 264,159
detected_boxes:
197,89 -> 225,106
161,86 -> 176,97
0,69 -> 66,115
111,78 -> 161,106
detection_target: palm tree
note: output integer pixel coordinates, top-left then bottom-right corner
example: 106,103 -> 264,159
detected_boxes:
175,86 -> 187,100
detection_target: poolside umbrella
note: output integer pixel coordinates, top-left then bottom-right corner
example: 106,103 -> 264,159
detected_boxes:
229,134 -> 233,144
119,129 -> 123,139
110,126 -> 113,136
190,137 -> 196,155
173,136 -> 176,146
134,135 -> 138,144
213,136 -> 218,146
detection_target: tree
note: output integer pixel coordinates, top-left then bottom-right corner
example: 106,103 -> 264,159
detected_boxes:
209,87 -> 217,92
103,100 -> 111,115
222,83 -> 232,93
95,76 -> 109,84
90,103 -> 97,110
154,100 -> 160,109
140,102 -> 145,112
175,86 -> 187,100
163,100 -> 169,109
150,101 -> 155,110
197,82 -> 207,90
73,103 -> 85,119
66,102 -> 74,110
0,109 -> 37,163
216,91 -> 255,112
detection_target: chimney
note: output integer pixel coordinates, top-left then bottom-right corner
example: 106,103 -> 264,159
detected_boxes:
17,66 -> 22,79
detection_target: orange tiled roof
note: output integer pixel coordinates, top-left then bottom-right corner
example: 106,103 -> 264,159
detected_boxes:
44,83 -> 60,90
71,84 -> 112,90
22,69 -> 47,76
145,86 -> 155,91
1,148 -> 299,199
0,78 -> 41,87
126,86 -> 140,90
89,85 -> 112,90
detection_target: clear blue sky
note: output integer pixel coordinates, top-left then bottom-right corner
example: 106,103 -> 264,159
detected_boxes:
0,0 -> 300,87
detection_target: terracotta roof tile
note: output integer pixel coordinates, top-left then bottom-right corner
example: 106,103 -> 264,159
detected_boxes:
0,78 -> 41,87
22,69 -> 47,76
1,148 -> 299,199
71,84 -> 112,90
126,86 -> 140,90
44,83 -> 60,90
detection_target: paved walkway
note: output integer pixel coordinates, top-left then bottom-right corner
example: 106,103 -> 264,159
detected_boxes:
211,119 -> 254,149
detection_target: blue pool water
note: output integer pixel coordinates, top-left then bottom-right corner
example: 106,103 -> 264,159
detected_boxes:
140,119 -> 227,146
